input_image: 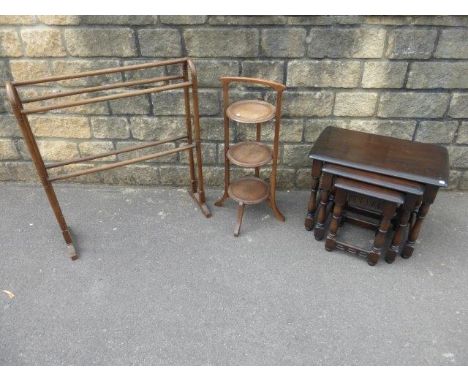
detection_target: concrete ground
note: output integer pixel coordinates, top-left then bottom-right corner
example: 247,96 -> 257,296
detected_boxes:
0,182 -> 467,365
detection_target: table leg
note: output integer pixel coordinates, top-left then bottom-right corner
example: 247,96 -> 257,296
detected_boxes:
314,172 -> 333,241
385,195 -> 418,264
401,186 -> 438,259
305,160 -> 323,231
325,188 -> 346,252
368,202 -> 397,266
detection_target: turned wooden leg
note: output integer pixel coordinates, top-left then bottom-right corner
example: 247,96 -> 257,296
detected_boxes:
368,202 -> 397,266
401,202 -> 430,259
385,195 -> 417,263
314,172 -> 333,241
325,188 -> 346,252
402,186 -> 438,259
305,160 -> 323,230
234,202 -> 245,237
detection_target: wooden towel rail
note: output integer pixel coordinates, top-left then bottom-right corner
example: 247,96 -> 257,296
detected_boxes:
5,57 -> 211,261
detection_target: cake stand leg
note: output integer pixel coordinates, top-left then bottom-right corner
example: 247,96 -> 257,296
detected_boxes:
234,202 -> 245,237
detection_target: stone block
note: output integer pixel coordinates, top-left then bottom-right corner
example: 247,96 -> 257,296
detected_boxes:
361,61 -> 407,88
0,60 -> 10,82
0,162 -> 37,182
0,116 -> 20,137
64,28 -> 137,57
282,144 -> 312,167
21,28 -> 66,57
307,27 -> 386,58
152,89 -> 219,116
446,170 -> 461,190
80,16 -> 157,25
303,119 -> 333,142
0,29 -> 22,57
193,59 -> 239,87
334,92 -> 378,117
241,60 -> 284,83
199,118 -> 224,141
287,60 -> 361,87
109,93 -> 151,115
261,28 -> 306,57
78,141 -> 116,161
29,116 -> 91,138
130,116 -> 186,141
407,62 -> 468,89
160,16 -> 207,24
456,122 -> 468,144
202,166 -> 224,187
159,165 -> 191,186
378,92 -> 450,118
184,28 -> 259,57
209,16 -> 287,25
287,16 -> 365,25
9,60 -> 51,82
448,93 -> 468,118
91,117 -> 130,139
37,16 -> 80,25
435,29 -> 468,58
296,168 -> 312,189
138,29 -> 182,57
415,121 -> 458,143
0,139 -> 20,159
448,146 -> 468,168
37,140 -> 80,161
282,91 -> 334,117
0,16 -> 36,25
386,28 -> 437,59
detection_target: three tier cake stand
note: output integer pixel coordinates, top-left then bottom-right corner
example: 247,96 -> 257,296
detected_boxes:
215,76 -> 286,236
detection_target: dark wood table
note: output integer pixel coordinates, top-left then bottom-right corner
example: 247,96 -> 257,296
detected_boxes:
305,126 -> 449,258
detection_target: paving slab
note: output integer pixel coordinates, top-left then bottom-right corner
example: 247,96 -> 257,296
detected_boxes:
0,183 -> 467,365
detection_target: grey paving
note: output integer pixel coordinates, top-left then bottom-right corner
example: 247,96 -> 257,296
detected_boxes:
0,182 -> 467,365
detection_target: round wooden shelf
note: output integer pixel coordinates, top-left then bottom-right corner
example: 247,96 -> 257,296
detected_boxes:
227,141 -> 272,168
228,177 -> 270,205
226,100 -> 276,124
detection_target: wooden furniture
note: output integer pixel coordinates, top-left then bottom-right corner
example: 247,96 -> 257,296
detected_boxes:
316,163 -> 424,263
214,77 -> 286,236
325,177 -> 405,266
5,58 -> 211,261
305,126 -> 449,260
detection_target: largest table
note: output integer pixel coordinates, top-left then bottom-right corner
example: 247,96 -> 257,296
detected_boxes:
305,126 -> 449,258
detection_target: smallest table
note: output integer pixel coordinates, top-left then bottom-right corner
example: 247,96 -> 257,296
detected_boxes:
305,126 -> 449,259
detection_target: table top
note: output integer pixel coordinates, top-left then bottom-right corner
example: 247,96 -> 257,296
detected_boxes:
309,126 -> 449,187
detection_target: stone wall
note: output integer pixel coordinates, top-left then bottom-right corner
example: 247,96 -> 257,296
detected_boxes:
0,15 -> 467,189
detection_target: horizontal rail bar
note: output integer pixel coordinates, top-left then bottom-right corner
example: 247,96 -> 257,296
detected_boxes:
46,135 -> 189,169
12,58 -> 188,86
23,75 -> 185,103
48,143 -> 196,182
22,81 -> 192,114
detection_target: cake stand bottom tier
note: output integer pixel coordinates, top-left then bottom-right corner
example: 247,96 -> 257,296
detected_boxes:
228,177 -> 270,205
